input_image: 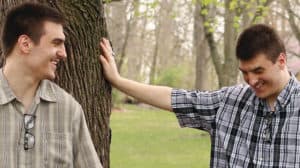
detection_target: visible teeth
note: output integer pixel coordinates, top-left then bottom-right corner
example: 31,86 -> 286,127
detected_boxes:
51,60 -> 59,65
255,82 -> 263,89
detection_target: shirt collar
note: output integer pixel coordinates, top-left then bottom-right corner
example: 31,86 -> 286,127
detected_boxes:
0,68 -> 57,105
38,80 -> 57,102
257,74 -> 298,110
253,74 -> 298,114
0,68 -> 16,104
276,74 -> 298,108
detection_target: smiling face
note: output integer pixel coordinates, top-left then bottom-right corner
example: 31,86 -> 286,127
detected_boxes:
239,53 -> 287,102
27,21 -> 66,80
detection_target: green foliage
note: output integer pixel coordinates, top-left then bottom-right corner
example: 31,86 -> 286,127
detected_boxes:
198,0 -> 270,33
233,16 -> 241,29
153,64 -> 193,88
229,0 -> 238,10
191,0 -> 198,5
260,0 -> 268,3
111,89 -> 123,105
149,0 -> 160,9
201,8 -> 209,15
204,21 -> 211,27
202,0 -> 213,6
104,0 -> 112,3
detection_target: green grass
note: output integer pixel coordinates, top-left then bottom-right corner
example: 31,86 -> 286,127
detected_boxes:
110,104 -> 211,168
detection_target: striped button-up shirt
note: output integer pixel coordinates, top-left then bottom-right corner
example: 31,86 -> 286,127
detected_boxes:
172,76 -> 300,167
0,70 -> 102,168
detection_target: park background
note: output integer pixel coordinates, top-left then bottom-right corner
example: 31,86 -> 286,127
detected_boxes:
1,0 -> 300,168
106,0 -> 300,167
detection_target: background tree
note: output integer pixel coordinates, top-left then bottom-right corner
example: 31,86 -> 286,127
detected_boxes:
193,0 -> 215,90
281,0 -> 300,56
198,0 -> 274,87
0,0 -> 112,167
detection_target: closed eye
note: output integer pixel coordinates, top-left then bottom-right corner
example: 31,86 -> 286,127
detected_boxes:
52,38 -> 65,46
252,67 -> 264,74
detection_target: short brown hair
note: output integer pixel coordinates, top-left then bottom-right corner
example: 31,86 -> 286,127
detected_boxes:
1,2 -> 65,57
236,24 -> 286,63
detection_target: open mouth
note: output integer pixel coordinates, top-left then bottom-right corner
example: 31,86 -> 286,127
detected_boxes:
251,81 -> 265,93
51,59 -> 60,68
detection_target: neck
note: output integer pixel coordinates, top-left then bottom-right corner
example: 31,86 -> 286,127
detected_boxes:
267,70 -> 291,110
3,58 -> 40,108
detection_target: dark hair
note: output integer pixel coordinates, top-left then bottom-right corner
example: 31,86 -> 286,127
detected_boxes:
236,24 -> 286,63
1,2 -> 65,57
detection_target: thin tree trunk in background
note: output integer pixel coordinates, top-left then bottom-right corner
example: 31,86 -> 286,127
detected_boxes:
1,1 -> 112,167
194,1 -> 210,90
221,0 -> 239,87
282,0 -> 300,43
149,25 -> 160,84
200,0 -> 274,88
117,1 -> 132,71
117,18 -> 130,71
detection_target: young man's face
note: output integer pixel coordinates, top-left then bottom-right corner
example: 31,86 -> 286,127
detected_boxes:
239,53 -> 286,101
27,21 -> 66,80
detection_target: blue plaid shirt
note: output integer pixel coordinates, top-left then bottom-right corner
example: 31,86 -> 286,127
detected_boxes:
172,76 -> 300,167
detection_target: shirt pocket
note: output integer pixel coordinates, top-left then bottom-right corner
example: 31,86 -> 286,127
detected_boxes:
43,132 -> 72,168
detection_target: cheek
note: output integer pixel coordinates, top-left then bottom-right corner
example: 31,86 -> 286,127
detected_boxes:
243,75 -> 249,84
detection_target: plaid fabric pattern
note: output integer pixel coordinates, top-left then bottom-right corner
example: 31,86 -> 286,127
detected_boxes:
0,70 -> 102,168
172,76 -> 300,168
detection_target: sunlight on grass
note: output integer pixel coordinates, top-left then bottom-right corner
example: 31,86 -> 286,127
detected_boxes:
110,104 -> 211,168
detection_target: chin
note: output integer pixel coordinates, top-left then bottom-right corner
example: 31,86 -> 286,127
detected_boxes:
255,92 -> 268,99
44,73 -> 56,81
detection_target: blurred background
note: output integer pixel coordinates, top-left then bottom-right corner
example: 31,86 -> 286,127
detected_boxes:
104,0 -> 300,167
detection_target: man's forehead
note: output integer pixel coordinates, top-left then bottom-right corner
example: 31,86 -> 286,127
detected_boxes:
42,21 -> 65,37
238,56 -> 272,71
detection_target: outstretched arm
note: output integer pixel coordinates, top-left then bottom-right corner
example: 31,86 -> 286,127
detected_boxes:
99,38 -> 172,111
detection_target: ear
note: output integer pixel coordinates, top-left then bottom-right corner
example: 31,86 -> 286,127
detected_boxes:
277,53 -> 287,69
17,35 -> 33,54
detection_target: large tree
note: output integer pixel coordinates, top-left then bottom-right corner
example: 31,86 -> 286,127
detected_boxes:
0,0 -> 112,167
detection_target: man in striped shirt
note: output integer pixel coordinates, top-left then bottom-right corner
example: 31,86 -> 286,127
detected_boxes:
99,24 -> 300,167
0,3 -> 102,168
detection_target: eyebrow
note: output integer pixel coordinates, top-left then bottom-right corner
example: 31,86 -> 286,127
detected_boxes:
52,38 -> 65,44
239,66 -> 264,73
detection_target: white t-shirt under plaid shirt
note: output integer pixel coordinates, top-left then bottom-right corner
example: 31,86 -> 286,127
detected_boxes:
172,76 -> 300,168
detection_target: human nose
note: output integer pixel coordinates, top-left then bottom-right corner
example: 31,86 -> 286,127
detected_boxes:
57,45 -> 67,59
247,74 -> 258,86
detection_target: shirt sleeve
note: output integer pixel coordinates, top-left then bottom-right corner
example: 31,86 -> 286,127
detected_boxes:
171,88 -> 228,132
72,106 -> 103,168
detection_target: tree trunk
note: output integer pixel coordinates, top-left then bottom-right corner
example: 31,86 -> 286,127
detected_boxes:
221,0 -> 239,87
149,26 -> 159,84
282,0 -> 300,43
199,0 -> 274,88
149,18 -> 161,84
1,1 -> 112,167
194,1 -> 210,90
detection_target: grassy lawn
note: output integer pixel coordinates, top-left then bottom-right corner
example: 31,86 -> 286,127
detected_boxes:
110,104 -> 211,168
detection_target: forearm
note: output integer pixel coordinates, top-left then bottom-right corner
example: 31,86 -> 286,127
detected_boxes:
113,77 -> 173,111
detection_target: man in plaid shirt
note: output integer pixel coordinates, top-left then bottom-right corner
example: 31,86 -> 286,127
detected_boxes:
100,24 -> 300,167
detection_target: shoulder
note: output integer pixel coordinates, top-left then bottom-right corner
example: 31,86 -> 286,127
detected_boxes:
42,80 -> 82,110
293,79 -> 300,93
290,79 -> 300,100
224,84 -> 253,97
172,84 -> 254,102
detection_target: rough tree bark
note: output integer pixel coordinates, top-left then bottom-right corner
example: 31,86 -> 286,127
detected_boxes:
0,1 -> 112,167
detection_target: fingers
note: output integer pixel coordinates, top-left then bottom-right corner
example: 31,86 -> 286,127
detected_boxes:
100,38 -> 113,54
